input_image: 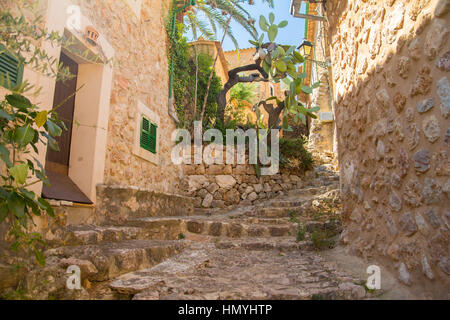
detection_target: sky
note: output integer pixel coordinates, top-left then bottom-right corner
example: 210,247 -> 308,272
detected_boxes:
187,0 -> 307,52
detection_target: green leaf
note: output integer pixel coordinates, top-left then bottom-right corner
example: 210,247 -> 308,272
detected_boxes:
276,45 -> 286,57
268,24 -> 278,42
9,163 -> 28,185
258,34 -> 264,45
0,204 -> 8,222
309,106 -> 321,113
269,12 -> 275,24
0,109 -> 14,121
311,81 -> 321,89
307,112 -> 318,119
254,163 -> 261,179
6,94 -> 35,110
249,40 -> 259,46
259,15 -> 269,31
286,45 -> 296,56
294,51 -> 304,63
0,144 -> 13,167
46,119 -> 62,137
35,110 -> 48,128
278,20 -> 288,28
8,193 -> 25,218
34,249 -> 45,267
38,198 -> 54,217
298,71 -> 307,79
301,86 -> 313,94
298,112 -> 306,124
290,81 -> 296,94
262,60 -> 270,74
287,69 -> 298,78
14,125 -> 36,147
19,188 -> 35,201
275,60 -> 287,73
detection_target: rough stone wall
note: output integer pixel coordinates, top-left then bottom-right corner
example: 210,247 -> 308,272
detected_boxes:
181,149 -> 309,209
96,185 -> 194,224
72,0 -> 183,194
326,0 -> 450,297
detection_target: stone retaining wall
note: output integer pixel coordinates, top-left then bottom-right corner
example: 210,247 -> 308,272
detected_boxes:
96,185 -> 195,224
182,163 -> 311,209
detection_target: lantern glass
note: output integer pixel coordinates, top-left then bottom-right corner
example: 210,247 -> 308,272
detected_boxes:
298,40 -> 314,59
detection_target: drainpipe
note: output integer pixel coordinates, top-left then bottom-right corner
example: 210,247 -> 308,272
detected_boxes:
303,2 -> 309,83
168,0 -> 196,123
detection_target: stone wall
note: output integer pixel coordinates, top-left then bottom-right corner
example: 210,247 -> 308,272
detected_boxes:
182,162 -> 310,209
96,185 -> 194,224
326,0 -> 450,297
72,0 -> 184,194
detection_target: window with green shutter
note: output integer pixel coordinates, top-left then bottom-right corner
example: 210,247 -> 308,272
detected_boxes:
140,116 -> 157,154
0,45 -> 23,89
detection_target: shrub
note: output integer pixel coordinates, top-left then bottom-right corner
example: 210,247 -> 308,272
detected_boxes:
279,137 -> 314,174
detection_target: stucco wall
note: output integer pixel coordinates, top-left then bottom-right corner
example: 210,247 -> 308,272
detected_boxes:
326,0 -> 449,297
305,3 -> 337,155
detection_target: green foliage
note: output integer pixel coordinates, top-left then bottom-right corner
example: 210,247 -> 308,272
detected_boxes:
310,221 -> 339,251
249,13 -> 320,130
226,83 -> 256,125
311,230 -> 336,251
184,0 -> 274,50
167,22 -> 222,130
279,137 -> 314,173
296,224 -> 306,242
0,1 -> 97,267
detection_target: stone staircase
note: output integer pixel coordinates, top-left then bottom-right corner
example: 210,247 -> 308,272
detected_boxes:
16,166 -> 375,300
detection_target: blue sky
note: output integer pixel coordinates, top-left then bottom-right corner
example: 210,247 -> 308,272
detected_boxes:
187,0 -> 307,52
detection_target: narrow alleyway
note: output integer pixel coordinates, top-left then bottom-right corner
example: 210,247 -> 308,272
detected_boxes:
19,157 -> 410,300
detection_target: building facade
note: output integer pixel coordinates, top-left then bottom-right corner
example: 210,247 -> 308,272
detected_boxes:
1,0 -> 184,210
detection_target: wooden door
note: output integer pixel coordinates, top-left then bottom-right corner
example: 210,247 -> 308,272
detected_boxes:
42,52 -> 92,204
45,52 -> 78,175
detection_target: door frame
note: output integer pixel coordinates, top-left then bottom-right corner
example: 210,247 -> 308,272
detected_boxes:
42,0 -> 115,203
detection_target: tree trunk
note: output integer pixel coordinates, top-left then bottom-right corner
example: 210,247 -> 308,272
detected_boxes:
192,44 -> 199,122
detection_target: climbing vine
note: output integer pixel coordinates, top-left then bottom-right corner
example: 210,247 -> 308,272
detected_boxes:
166,17 -> 223,130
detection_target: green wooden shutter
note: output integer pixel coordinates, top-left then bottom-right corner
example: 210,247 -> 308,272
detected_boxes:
0,45 -> 23,89
140,116 -> 157,154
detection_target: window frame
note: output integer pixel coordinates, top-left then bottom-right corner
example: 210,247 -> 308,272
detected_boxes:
140,115 -> 157,154
0,44 -> 24,89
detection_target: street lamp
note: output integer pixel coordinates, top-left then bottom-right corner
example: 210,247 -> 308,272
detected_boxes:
298,40 -> 314,59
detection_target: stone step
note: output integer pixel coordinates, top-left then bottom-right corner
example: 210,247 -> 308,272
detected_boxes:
263,199 -> 306,207
45,240 -> 185,282
214,237 -> 312,251
122,212 -> 302,240
48,225 -> 144,246
109,244 -> 366,300
250,206 -> 305,218
186,220 -> 297,238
